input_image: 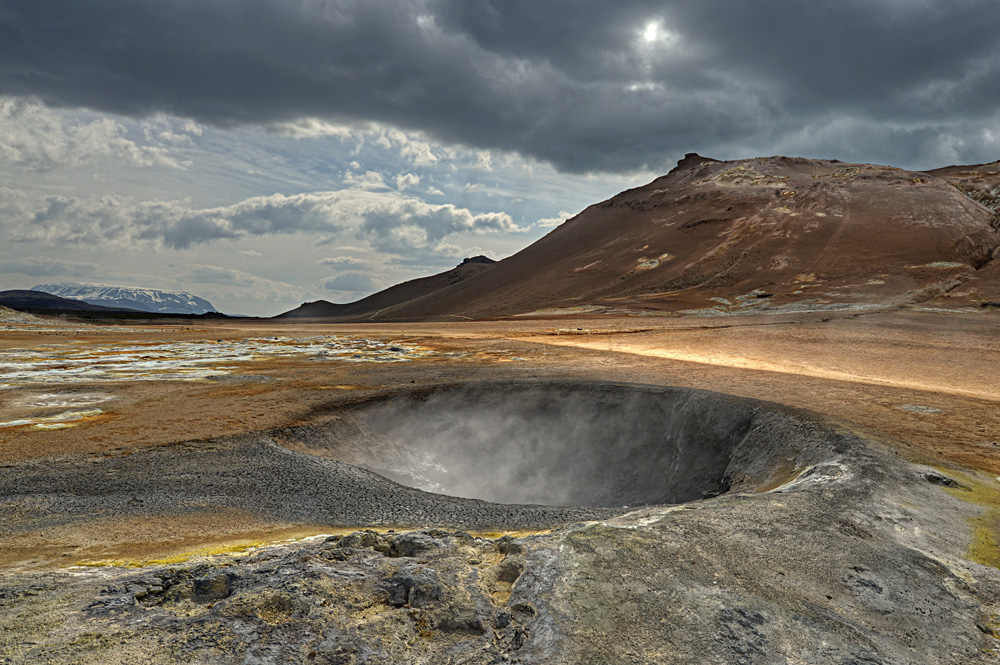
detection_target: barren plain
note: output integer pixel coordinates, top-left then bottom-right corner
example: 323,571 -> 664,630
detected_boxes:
1,307 -> 1000,663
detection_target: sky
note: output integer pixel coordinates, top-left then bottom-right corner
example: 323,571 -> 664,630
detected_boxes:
2,1 -> 999,316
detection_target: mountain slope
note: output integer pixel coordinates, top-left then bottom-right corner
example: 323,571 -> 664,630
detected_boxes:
351,155 -> 1000,320
0,304 -> 48,323
924,161 -> 1000,213
273,154 -> 1000,321
278,256 -> 496,319
31,284 -> 218,315
0,290 -> 141,313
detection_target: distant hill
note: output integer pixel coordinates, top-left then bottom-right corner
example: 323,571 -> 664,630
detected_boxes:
0,289 -> 141,313
277,255 -> 496,319
30,283 -> 218,314
0,304 -> 48,323
275,154 -> 1000,321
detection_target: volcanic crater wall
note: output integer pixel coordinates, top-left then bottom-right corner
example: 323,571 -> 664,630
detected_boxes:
2,381 -> 858,538
293,382 -> 836,509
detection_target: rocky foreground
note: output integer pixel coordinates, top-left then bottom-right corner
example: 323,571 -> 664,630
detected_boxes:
2,383 -> 1000,663
3,463 -> 999,664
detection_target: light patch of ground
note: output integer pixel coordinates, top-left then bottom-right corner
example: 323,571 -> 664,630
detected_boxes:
520,324 -> 998,402
13,391 -> 113,408
710,164 -> 788,187
900,404 -> 944,414
0,509 -> 327,571
0,408 -> 105,430
0,306 -> 50,325
0,335 -> 444,387
908,261 -> 967,269
573,260 -> 601,272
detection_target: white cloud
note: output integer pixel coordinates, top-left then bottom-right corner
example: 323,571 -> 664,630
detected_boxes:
395,173 -> 420,191
0,97 -> 188,170
0,95 -> 637,316
323,271 -> 381,293
178,264 -> 302,301
270,119 -> 440,167
343,170 -> 389,190
392,131 -> 438,167
535,210 -> 575,228
4,186 -> 520,254
474,150 -> 492,171
356,195 -> 520,254
434,242 -> 472,258
155,131 -> 193,144
141,115 -> 203,146
269,118 -> 359,139
181,120 -> 204,137
319,256 -> 367,266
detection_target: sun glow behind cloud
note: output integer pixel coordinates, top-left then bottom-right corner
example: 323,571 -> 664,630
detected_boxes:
640,19 -> 679,47
643,21 -> 661,43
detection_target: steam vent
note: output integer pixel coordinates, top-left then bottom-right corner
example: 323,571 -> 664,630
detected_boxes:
287,381 -> 839,511
3,381 -> 856,532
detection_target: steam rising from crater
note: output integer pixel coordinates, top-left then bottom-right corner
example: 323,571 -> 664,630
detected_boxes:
322,383 -> 763,508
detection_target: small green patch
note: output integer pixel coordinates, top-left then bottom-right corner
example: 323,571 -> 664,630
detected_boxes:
75,540 -> 268,568
969,520 -> 1000,569
934,466 -> 1000,570
755,461 -> 807,493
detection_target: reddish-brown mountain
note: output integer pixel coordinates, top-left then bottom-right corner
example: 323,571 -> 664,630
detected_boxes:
278,255 -> 496,319
278,155 -> 1000,320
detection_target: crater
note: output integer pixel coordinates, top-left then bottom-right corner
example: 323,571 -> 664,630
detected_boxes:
2,381 -> 857,550
293,381 -> 840,509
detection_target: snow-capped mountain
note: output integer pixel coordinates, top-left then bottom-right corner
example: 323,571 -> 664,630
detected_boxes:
30,283 -> 219,315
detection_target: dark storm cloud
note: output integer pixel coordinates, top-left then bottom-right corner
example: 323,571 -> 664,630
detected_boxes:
3,0 -> 999,172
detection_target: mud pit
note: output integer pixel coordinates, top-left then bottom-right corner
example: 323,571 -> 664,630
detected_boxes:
342,384 -> 747,507
2,382 -> 845,545
282,381 -> 844,510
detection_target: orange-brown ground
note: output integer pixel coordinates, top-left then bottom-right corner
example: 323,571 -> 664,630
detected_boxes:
1,309 -> 998,565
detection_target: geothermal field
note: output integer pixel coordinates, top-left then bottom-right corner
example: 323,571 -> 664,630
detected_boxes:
2,156 -> 1000,663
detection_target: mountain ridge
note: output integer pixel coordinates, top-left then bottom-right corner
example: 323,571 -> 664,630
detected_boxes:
0,289 -> 142,313
274,154 -> 1000,321
31,283 -> 218,315
278,255 -> 496,319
